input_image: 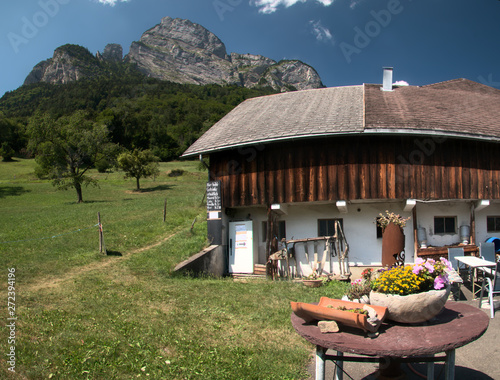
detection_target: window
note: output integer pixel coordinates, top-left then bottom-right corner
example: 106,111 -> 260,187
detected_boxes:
487,216 -> 500,232
318,219 -> 343,237
262,220 -> 286,242
434,216 -> 456,234
376,217 -> 383,239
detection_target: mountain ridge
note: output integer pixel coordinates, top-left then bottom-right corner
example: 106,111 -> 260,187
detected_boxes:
24,16 -> 324,92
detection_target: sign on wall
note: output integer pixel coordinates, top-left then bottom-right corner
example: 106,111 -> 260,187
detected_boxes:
206,181 -> 222,245
206,180 -> 221,219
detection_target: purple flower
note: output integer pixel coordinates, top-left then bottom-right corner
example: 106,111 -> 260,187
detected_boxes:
434,274 -> 448,290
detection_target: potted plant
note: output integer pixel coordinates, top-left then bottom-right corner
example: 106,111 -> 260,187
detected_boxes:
377,210 -> 411,230
291,297 -> 388,333
343,277 -> 372,303
377,210 -> 411,267
302,271 -> 324,287
369,257 -> 452,323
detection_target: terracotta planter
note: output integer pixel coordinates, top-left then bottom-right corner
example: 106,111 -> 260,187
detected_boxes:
342,295 -> 370,304
302,279 -> 323,288
290,297 -> 388,333
369,285 -> 451,324
381,222 -> 405,267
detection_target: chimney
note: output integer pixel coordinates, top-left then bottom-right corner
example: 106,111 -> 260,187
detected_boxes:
382,67 -> 393,91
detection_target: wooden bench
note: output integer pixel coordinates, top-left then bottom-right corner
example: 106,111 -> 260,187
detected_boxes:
445,267 -> 464,300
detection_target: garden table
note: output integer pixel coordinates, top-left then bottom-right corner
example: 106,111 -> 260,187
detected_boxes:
454,256 -> 496,299
291,301 -> 488,380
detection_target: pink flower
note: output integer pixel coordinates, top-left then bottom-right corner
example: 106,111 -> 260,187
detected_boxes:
412,265 -> 423,275
440,257 -> 453,271
424,261 -> 435,273
415,257 -> 425,265
434,274 -> 448,290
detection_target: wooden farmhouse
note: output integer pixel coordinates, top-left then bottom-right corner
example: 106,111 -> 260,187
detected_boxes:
181,68 -> 500,278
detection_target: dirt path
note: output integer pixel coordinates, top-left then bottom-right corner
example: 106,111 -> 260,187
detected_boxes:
25,230 -> 182,293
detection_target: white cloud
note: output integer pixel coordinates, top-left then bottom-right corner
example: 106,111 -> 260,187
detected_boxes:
393,80 -> 409,86
309,20 -> 334,43
251,0 -> 334,14
348,0 -> 364,9
95,0 -> 129,6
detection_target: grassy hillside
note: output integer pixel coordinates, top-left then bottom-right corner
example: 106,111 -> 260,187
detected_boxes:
0,159 -> 347,379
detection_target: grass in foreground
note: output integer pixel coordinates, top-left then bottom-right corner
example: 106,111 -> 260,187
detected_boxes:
0,159 -> 348,379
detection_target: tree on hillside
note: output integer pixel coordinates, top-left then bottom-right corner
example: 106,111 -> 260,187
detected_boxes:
0,142 -> 15,161
0,112 -> 22,159
117,149 -> 160,191
26,111 -> 118,203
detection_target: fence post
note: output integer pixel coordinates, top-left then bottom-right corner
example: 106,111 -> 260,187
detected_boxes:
98,212 -> 102,253
98,212 -> 106,254
163,199 -> 167,222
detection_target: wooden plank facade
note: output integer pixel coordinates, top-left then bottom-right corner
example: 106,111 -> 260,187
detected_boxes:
209,135 -> 500,208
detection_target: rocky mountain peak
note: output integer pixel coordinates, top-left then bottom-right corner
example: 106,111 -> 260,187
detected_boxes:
142,17 -> 228,60
23,17 -> 324,92
101,44 -> 123,62
24,44 -> 101,86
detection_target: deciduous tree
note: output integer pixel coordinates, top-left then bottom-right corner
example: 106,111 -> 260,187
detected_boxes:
27,111 -> 117,203
117,149 -> 160,191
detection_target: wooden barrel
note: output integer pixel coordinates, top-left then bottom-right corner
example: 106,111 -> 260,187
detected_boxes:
382,222 -> 405,267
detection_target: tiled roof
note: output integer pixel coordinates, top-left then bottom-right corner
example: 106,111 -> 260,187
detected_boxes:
182,78 -> 500,157
182,85 -> 364,156
364,79 -> 500,139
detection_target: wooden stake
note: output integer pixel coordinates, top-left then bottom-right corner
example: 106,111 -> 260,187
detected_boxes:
98,212 -> 106,255
200,189 -> 207,207
98,212 -> 102,253
163,199 -> 167,222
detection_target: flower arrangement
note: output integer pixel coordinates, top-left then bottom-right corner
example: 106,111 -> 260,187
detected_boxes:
345,278 -> 372,300
361,268 -> 373,280
371,257 -> 452,296
377,210 -> 411,230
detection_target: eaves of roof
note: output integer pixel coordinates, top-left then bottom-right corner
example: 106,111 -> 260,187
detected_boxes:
182,79 -> 500,158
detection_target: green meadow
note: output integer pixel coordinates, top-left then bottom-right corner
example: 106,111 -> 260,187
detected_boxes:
0,159 -> 347,379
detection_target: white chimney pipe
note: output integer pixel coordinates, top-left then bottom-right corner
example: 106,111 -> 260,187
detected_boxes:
382,67 -> 393,91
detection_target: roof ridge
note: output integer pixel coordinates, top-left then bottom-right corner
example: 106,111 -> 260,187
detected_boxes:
421,78 -> 465,87
241,84 -> 365,102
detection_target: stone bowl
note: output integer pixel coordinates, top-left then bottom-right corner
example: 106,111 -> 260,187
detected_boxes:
369,285 -> 451,324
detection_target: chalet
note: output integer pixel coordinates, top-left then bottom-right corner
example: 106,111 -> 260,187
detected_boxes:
181,68 -> 500,278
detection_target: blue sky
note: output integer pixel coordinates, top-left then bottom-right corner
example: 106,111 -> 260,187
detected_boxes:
1,0 -> 499,97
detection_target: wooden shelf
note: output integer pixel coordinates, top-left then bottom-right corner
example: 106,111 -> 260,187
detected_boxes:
417,244 -> 479,260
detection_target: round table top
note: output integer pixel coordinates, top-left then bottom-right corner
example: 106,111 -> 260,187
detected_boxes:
291,301 -> 489,357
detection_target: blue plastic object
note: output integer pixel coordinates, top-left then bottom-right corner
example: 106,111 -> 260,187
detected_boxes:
486,237 -> 500,253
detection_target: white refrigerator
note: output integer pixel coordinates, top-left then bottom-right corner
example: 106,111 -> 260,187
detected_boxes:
228,221 -> 254,274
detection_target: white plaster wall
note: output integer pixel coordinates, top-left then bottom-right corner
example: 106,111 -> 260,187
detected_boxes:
475,202 -> 500,245
415,202 -> 472,247
226,201 -> 414,274
224,200 -> 500,276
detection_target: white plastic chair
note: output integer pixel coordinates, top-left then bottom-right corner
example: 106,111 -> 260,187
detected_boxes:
478,261 -> 500,318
